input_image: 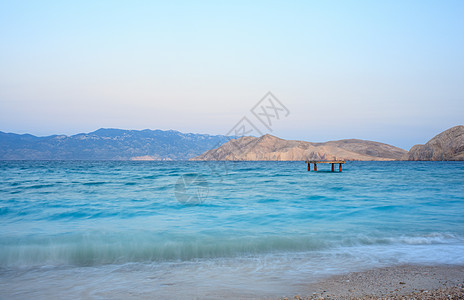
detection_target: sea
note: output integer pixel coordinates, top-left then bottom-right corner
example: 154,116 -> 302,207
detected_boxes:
1,161 -> 464,299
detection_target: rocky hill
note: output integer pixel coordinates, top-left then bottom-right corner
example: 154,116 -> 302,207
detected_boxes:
407,125 -> 464,161
0,128 -> 229,160
191,134 -> 407,161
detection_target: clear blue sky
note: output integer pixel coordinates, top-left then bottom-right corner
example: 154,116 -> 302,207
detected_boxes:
1,0 -> 463,149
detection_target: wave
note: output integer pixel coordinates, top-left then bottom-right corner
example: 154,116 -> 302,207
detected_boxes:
1,232 -> 462,268
0,234 -> 325,267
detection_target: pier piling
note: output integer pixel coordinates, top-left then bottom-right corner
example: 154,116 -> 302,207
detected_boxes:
305,160 -> 345,172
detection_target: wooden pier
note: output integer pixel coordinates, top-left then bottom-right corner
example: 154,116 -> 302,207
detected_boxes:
305,160 -> 345,172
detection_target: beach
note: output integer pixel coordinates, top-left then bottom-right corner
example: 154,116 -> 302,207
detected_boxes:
288,264 -> 464,299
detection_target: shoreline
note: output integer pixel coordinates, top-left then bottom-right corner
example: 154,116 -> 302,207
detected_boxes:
286,264 -> 464,299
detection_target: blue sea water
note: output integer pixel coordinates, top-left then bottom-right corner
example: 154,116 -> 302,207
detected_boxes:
1,161 -> 464,299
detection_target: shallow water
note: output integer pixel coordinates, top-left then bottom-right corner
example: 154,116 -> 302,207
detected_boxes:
1,161 -> 463,298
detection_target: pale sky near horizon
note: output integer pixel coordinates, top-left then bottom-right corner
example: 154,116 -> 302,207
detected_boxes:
1,1 -> 463,150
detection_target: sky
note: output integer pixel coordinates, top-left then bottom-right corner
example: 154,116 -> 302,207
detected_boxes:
0,0 -> 463,150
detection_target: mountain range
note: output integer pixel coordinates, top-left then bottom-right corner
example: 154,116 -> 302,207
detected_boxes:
1,126 -> 462,161
0,128 -> 229,160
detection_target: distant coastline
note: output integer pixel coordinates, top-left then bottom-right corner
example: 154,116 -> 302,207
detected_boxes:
0,125 -> 462,161
0,128 -> 229,161
192,125 -> 463,162
191,134 -> 407,161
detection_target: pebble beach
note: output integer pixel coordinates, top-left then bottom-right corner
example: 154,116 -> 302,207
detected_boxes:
287,265 -> 464,299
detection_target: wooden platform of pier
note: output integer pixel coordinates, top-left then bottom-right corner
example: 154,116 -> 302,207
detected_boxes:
305,160 -> 345,172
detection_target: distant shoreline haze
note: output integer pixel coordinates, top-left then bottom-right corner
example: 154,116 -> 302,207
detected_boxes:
0,126 -> 462,161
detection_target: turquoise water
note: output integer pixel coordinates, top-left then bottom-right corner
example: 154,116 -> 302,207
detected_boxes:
1,161 -> 464,298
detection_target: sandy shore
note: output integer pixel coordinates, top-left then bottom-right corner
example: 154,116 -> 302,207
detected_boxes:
284,265 -> 464,299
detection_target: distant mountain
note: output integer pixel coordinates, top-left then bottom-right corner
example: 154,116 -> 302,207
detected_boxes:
191,134 -> 407,161
0,128 -> 229,160
407,125 -> 464,161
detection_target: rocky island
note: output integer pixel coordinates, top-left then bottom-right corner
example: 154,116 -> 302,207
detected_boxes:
191,134 -> 407,161
407,125 -> 464,161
